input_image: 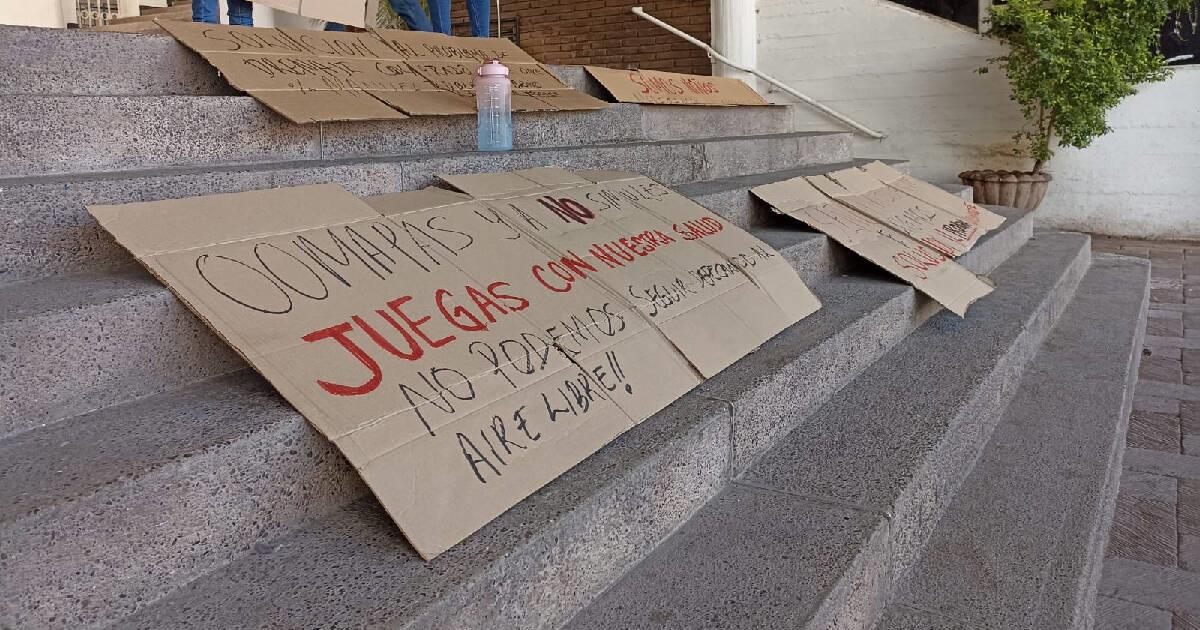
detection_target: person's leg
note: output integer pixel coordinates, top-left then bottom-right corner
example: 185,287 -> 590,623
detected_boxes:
427,0 -> 452,35
387,0 -> 434,32
324,21 -> 346,31
465,0 -> 490,37
226,0 -> 253,26
192,0 -> 218,23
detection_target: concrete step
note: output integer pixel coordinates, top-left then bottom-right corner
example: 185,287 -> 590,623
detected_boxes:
942,182 -> 973,202
0,159 -> 885,438
564,231 -> 1093,630
0,264 -> 243,438
0,26 -> 232,97
0,94 -> 801,178
0,212 -> 1033,629
0,131 -> 850,284
878,253 -> 1149,630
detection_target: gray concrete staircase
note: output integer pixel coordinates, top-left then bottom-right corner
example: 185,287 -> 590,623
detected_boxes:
0,25 -> 1149,630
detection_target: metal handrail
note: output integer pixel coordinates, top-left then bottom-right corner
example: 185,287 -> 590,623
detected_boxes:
631,6 -> 887,139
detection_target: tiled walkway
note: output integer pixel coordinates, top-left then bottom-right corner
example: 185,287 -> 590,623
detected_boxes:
1091,237 -> 1200,630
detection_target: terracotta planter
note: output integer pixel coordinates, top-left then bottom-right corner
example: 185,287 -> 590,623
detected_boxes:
958,169 -> 1052,211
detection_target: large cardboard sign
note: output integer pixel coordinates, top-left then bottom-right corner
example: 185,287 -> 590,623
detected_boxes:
89,168 -> 819,559
585,66 -> 769,106
752,162 -> 998,316
159,22 -> 607,123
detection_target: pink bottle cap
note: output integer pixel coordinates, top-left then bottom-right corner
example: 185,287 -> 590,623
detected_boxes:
477,59 -> 509,77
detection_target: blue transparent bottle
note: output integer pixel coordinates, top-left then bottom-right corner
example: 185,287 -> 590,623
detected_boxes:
475,60 -> 513,152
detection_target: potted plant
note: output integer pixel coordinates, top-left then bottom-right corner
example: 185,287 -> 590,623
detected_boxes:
962,0 -> 1190,210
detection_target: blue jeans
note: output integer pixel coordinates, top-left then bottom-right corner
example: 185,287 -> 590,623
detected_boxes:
192,0 -> 252,25
387,0 -> 434,32
388,0 -> 491,37
431,0 -> 491,37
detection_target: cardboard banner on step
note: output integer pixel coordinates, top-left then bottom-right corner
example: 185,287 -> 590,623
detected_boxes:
88,168 -> 820,559
158,21 -> 607,123
752,161 -> 1003,316
585,66 -> 769,107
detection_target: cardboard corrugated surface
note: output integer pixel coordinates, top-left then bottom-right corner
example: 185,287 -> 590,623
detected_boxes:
159,22 -> 607,123
752,161 -> 1001,317
88,168 -> 819,559
585,65 -> 769,106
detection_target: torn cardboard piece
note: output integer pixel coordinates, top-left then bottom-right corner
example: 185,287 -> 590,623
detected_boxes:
158,21 -> 606,123
89,168 -> 819,560
752,167 -> 994,316
584,66 -> 769,106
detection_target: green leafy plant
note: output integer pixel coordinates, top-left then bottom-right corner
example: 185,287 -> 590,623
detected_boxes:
979,0 -> 1190,173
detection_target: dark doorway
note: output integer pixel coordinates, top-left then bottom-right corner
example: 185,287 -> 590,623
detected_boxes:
1162,3 -> 1200,65
890,0 -> 979,29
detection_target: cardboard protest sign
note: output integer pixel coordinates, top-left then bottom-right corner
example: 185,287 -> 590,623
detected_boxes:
752,165 -> 995,316
811,162 -> 1006,258
439,169 -> 820,377
585,66 -> 769,107
858,161 -> 1006,232
89,168 -> 819,559
158,22 -> 607,123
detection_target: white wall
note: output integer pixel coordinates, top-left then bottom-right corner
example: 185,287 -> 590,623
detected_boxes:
756,0 -> 1200,239
1037,66 -> 1200,240
0,0 -> 67,27
757,0 -> 1026,180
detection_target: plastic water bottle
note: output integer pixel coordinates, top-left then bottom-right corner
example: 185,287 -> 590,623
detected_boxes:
475,59 -> 513,152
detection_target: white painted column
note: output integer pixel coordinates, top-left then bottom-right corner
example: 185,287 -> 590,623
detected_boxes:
0,0 -> 68,27
710,0 -> 757,85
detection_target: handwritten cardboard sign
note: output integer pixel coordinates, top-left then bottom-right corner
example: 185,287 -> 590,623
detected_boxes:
89,168 -> 819,559
158,22 -> 607,123
752,161 -> 998,316
584,66 -> 769,107
812,162 -> 1006,258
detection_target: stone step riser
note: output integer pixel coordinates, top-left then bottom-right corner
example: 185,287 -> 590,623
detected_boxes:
880,246 -> 1092,597
0,132 -> 850,285
0,379 -> 366,629
1,215 -> 1034,629
806,238 -> 1095,630
0,95 -> 797,178
880,254 -> 1149,629
563,231 -> 1089,630
727,213 -> 1033,476
0,26 -> 232,97
0,278 -> 239,437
